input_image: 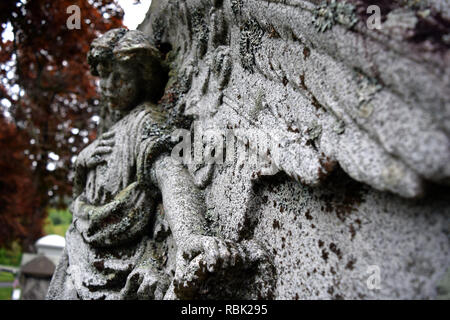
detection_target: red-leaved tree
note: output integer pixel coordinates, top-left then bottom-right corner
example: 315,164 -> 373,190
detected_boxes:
0,0 -> 124,250
0,114 -> 40,249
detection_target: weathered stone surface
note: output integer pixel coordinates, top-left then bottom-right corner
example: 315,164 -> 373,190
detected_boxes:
49,0 -> 449,299
47,27 -> 273,300
136,0 -> 450,299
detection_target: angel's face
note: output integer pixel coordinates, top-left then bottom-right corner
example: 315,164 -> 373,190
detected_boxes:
98,60 -> 140,111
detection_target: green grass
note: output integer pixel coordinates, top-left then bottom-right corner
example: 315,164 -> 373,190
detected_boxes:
0,272 -> 14,282
0,272 -> 15,301
0,287 -> 12,300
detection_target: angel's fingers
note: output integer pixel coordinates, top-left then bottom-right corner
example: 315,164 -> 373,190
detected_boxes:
174,254 -> 192,287
100,131 -> 115,140
121,272 -> 142,297
176,250 -> 189,272
227,242 -> 241,267
216,241 -> 230,269
92,146 -> 113,156
86,157 -> 106,169
98,139 -> 115,147
203,239 -> 219,272
179,239 -> 203,261
137,275 -> 158,300
153,283 -> 167,300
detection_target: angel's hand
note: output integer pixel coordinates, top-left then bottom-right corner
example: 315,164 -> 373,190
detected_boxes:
177,235 -> 243,273
172,238 -> 270,299
74,182 -> 141,235
85,131 -> 116,169
172,235 -> 243,299
120,265 -> 168,300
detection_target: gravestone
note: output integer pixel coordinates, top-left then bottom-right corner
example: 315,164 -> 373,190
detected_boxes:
48,0 -> 450,299
20,255 -> 55,300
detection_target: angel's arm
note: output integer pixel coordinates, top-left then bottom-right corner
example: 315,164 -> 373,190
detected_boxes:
150,155 -> 206,244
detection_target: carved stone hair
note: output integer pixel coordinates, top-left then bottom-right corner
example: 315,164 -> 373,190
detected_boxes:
87,28 -> 167,103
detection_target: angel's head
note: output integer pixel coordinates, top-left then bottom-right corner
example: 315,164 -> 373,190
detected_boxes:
88,28 -> 166,112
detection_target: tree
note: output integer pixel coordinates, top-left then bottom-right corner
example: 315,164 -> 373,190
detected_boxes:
0,114 -> 40,250
0,0 -> 124,249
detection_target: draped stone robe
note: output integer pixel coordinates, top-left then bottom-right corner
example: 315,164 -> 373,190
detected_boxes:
47,103 -> 172,300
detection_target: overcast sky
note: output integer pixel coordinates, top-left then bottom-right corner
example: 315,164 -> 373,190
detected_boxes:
117,0 -> 152,30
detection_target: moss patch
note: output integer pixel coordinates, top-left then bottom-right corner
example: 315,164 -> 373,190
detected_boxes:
312,0 -> 359,32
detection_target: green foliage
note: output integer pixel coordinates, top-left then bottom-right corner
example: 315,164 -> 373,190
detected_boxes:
44,207 -> 71,237
0,242 -> 22,267
48,208 -> 72,226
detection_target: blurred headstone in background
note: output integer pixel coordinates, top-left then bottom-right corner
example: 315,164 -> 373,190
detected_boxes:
35,235 -> 66,262
17,235 -> 65,300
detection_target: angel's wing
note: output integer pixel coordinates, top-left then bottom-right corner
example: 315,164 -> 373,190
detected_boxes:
144,0 -> 450,198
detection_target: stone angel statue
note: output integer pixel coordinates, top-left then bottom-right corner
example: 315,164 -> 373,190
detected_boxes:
47,29 -> 271,300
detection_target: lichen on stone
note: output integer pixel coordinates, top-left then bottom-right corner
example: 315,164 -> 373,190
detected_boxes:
333,120 -> 346,135
191,10 -> 210,56
401,0 -> 429,11
231,0 -> 243,17
308,121 -> 323,141
353,68 -> 383,109
312,0 -> 359,32
239,19 -> 264,72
